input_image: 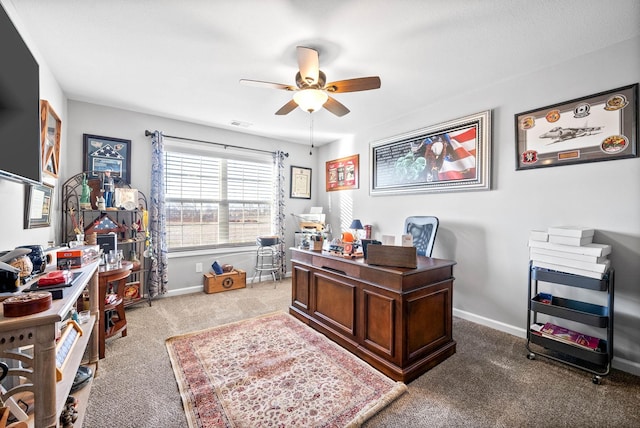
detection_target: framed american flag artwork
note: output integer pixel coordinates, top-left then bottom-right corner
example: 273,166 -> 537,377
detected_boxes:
370,110 -> 492,195
83,134 -> 132,183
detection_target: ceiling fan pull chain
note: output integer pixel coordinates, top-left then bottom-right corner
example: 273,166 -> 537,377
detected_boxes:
309,112 -> 314,156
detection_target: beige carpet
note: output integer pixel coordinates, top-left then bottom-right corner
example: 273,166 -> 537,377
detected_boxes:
84,278 -> 640,427
166,312 -> 407,427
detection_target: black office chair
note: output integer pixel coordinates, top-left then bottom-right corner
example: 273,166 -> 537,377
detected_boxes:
404,216 -> 439,257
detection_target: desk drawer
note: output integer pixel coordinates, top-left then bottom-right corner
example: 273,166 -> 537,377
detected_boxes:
312,255 -> 361,278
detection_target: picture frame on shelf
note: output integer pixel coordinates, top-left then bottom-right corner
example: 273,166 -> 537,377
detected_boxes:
515,84 -> 638,170
115,188 -> 139,210
83,134 -> 132,184
25,182 -> 54,229
84,212 -> 122,235
370,110 -> 492,195
290,166 -> 312,199
40,100 -> 62,178
326,154 -> 359,192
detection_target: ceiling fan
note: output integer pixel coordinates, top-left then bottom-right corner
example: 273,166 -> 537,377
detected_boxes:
240,46 -> 381,117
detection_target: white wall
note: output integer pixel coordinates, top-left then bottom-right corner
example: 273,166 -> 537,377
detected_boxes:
66,101 -> 311,295
316,36 -> 640,375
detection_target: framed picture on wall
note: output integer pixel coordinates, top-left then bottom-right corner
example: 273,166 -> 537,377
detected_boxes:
25,182 -> 54,229
326,154 -> 359,192
515,84 -> 638,170
370,110 -> 491,195
290,166 -> 312,199
40,100 -> 61,178
83,134 -> 132,183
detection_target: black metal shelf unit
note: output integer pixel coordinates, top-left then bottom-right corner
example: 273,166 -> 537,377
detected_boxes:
526,262 -> 614,384
61,171 -> 152,307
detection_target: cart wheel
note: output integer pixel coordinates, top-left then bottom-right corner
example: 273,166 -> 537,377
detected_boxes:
527,353 -> 535,360
592,375 -> 601,385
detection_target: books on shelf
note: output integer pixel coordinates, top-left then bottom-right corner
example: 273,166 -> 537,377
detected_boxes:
548,234 -> 593,246
530,322 -> 601,351
537,292 -> 552,304
547,226 -> 595,238
527,240 -> 612,257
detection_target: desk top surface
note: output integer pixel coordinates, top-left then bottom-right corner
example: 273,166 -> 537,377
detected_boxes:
290,247 -> 456,274
0,261 -> 99,329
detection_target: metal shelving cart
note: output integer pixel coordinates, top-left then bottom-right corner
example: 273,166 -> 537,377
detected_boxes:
526,262 -> 614,384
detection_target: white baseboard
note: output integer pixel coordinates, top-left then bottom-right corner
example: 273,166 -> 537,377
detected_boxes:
162,285 -> 203,298
453,308 -> 640,377
453,308 -> 526,338
162,272 -> 292,298
610,356 -> 640,377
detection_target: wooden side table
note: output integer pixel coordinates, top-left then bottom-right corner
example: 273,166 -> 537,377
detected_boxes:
98,261 -> 132,359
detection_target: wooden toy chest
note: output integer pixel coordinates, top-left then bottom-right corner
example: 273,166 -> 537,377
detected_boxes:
203,269 -> 246,294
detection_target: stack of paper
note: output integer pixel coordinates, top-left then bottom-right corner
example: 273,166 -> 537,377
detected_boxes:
528,226 -> 611,279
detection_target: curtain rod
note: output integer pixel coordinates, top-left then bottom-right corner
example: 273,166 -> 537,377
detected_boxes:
144,130 -> 288,157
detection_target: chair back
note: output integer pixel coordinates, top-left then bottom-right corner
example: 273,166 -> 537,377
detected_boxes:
404,216 -> 439,257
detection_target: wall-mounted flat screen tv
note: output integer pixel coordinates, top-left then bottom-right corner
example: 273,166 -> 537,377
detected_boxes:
0,4 -> 41,185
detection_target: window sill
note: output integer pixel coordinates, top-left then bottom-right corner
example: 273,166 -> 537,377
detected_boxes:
167,246 -> 257,259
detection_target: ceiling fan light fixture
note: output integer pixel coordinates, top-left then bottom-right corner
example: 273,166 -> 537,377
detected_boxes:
293,89 -> 328,113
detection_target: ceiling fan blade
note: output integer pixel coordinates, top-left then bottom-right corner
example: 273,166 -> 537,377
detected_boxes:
239,79 -> 295,91
275,99 -> 299,115
297,46 -> 319,86
325,76 -> 381,93
323,96 -> 350,117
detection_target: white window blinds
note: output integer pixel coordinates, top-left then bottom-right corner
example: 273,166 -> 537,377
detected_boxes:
164,149 -> 274,250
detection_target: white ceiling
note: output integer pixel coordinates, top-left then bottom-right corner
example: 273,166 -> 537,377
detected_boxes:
9,0 -> 640,146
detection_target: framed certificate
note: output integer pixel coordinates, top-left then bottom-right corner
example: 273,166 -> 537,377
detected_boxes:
290,166 -> 311,199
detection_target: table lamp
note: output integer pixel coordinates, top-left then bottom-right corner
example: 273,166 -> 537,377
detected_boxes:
349,219 -> 364,241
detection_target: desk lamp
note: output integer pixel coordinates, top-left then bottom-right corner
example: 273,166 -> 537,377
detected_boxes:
349,219 -> 364,241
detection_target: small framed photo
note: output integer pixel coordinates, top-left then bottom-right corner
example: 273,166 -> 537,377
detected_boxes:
326,154 -> 359,192
115,188 -> 139,210
83,134 -> 132,183
515,84 -> 638,170
290,166 -> 312,199
40,100 -> 62,178
25,182 -> 54,229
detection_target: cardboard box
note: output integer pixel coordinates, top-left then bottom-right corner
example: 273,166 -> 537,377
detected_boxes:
203,269 -> 246,294
57,245 -> 100,269
365,245 -> 417,268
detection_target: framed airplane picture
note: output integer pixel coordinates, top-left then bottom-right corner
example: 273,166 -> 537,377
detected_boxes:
515,84 -> 638,170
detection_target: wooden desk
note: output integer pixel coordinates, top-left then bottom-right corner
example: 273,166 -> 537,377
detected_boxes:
290,248 -> 456,382
0,261 -> 99,427
98,261 -> 132,359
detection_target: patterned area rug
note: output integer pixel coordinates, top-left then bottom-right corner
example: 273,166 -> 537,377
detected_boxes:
166,312 -> 407,427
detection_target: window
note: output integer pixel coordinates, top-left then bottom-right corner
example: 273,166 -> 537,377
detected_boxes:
164,146 -> 274,251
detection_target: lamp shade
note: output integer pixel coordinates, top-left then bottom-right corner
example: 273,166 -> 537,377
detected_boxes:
349,219 -> 364,230
293,89 -> 328,112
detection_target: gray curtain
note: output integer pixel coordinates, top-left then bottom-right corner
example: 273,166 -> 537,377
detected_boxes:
274,151 -> 287,278
148,130 -> 168,296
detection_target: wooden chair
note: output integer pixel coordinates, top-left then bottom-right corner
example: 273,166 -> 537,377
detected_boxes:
98,266 -> 131,359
